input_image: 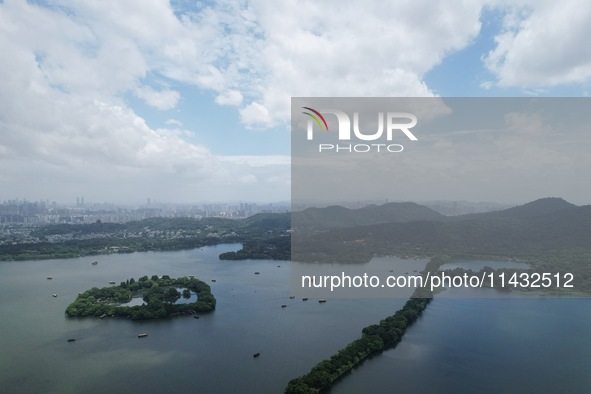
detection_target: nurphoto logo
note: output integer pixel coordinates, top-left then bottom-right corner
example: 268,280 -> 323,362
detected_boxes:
302,107 -> 418,153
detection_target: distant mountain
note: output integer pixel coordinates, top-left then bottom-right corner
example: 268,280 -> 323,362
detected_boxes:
292,202 -> 444,230
450,197 -> 578,221
499,197 -> 577,216
422,200 -> 512,216
294,198 -> 591,262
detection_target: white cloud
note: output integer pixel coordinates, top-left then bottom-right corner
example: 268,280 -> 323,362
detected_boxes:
165,118 -> 183,127
0,0 -> 488,129
218,0 -> 484,127
2,0 -> 589,203
135,86 -> 180,110
215,90 -> 243,106
0,0 -> 289,203
480,81 -> 494,90
218,155 -> 290,167
239,102 -> 272,127
484,1 -> 591,88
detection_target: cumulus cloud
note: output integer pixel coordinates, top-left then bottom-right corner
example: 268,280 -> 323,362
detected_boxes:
217,0 -> 484,127
0,0 -> 288,202
484,0 -> 591,88
165,119 -> 183,127
239,102 -> 272,128
1,0 -> 588,203
135,86 -> 180,110
1,0 -> 487,127
215,90 -> 243,106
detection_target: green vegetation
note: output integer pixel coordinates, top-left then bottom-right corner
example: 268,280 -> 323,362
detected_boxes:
292,202 -> 444,231
65,276 -> 216,320
295,199 -> 591,262
283,259 -> 440,393
293,199 -> 591,293
285,293 -> 432,393
0,214 -> 291,261
219,235 -> 290,260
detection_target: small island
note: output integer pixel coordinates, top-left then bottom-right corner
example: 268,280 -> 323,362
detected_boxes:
65,275 -> 216,320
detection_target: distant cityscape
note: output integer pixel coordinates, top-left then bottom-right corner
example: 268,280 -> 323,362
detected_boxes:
0,196 -> 515,226
0,196 -> 513,251
0,197 -> 290,225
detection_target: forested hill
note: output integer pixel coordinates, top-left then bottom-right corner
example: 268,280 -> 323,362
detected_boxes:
292,202 -> 444,230
293,198 -> 591,263
1,213 -> 291,261
447,197 -> 578,221
29,214 -> 291,239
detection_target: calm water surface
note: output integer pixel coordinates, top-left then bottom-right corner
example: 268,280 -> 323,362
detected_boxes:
2,249 -> 588,393
0,245 -> 418,394
332,288 -> 591,394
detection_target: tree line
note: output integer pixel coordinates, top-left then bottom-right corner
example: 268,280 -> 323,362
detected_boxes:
284,294 -> 432,393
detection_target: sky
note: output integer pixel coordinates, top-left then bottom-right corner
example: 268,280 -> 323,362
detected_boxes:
1,0 -> 590,205
292,97 -> 591,206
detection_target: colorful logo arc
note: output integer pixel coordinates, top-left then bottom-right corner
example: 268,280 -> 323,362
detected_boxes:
302,107 -> 328,131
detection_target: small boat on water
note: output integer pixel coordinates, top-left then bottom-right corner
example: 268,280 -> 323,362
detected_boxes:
92,261 -> 98,265
52,294 -> 57,297
318,299 -> 326,303
193,315 -> 200,319
281,305 -> 287,308
138,333 -> 148,338
289,296 -> 295,299
254,272 -> 260,275
253,352 -> 260,358
109,281 -> 116,284
47,277 -> 53,280
302,298 -> 308,301
67,338 -> 76,342
211,279 -> 216,282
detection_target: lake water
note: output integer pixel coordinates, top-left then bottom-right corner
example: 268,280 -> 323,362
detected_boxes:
1,247 -> 589,393
332,288 -> 591,393
439,260 -> 531,271
0,245 -> 415,394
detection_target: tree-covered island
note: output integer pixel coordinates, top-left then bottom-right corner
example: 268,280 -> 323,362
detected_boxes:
65,275 -> 216,320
